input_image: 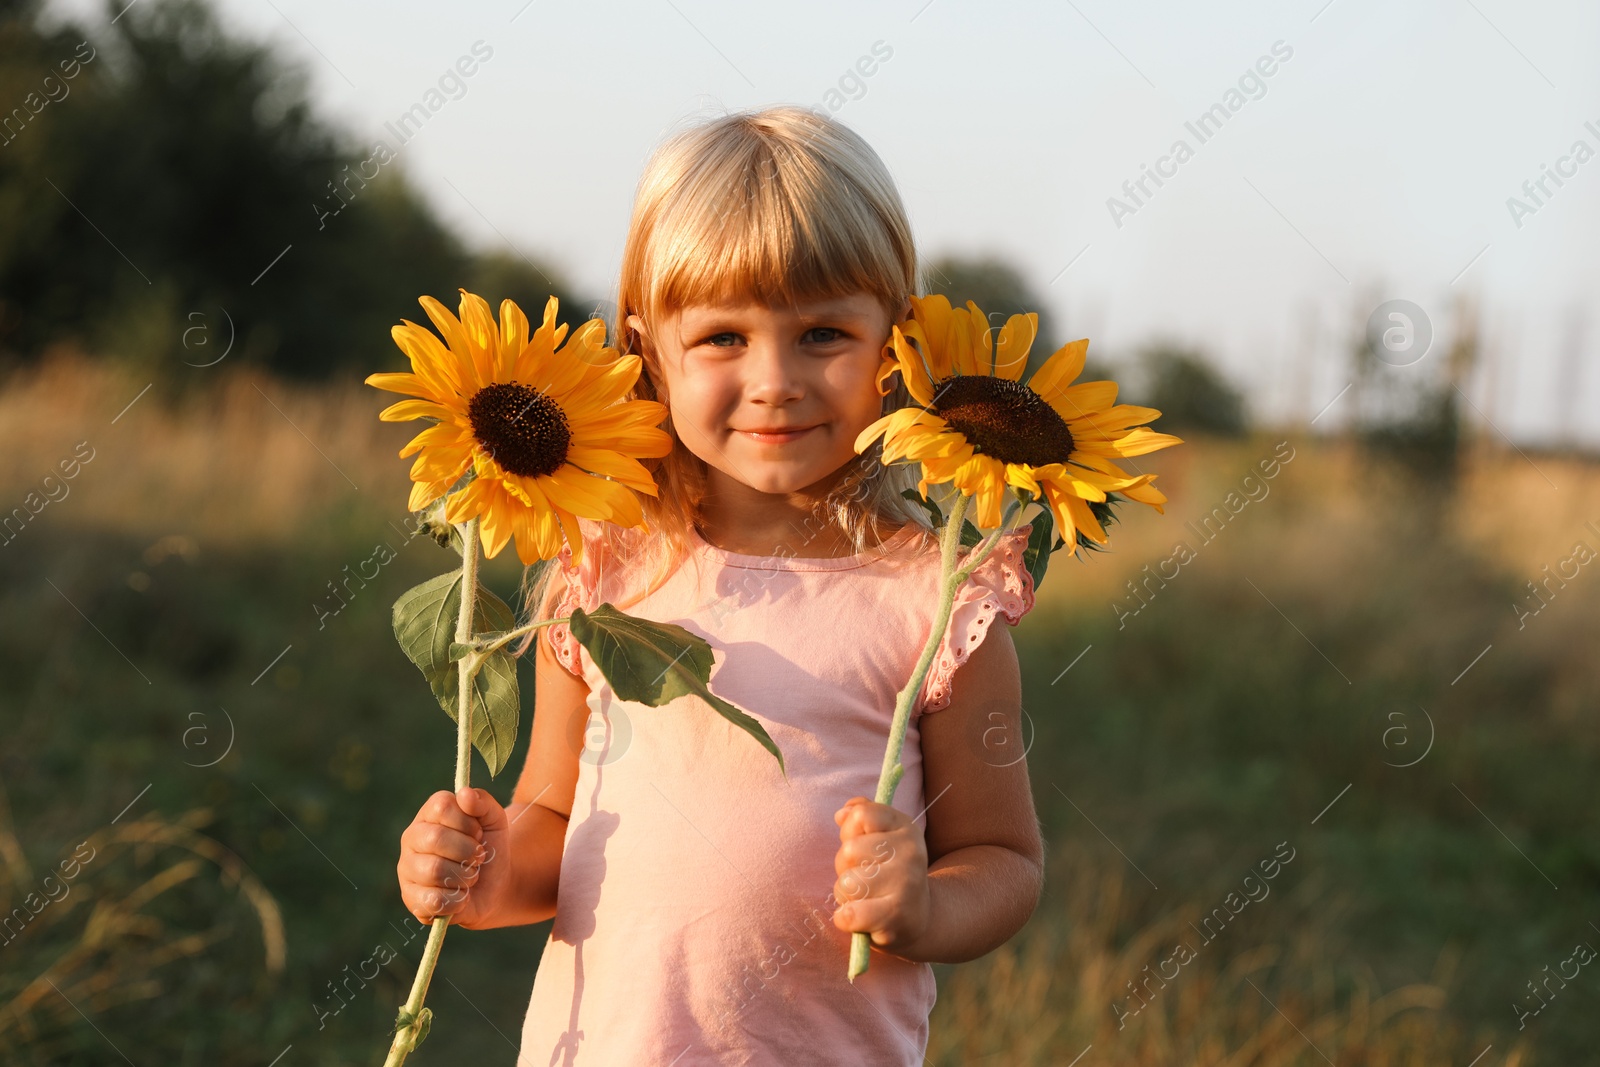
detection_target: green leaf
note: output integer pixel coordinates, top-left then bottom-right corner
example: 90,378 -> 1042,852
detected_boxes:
899,487 -> 943,529
392,572 -> 521,777
1022,505 -> 1057,592
569,603 -> 785,775
1072,494 -> 1125,558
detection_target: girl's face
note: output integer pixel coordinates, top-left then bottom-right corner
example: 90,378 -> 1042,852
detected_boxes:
630,292 -> 904,502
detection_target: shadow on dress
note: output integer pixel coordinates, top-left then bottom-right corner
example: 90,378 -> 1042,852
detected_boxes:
546,699 -> 622,1067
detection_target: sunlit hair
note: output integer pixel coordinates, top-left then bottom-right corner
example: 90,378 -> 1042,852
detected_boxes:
518,105 -> 933,643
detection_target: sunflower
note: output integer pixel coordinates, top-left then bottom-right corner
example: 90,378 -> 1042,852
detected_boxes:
366,290 -> 672,566
855,294 -> 1181,547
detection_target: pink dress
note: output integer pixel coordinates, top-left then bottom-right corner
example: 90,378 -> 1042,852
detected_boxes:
519,519 -> 1037,1066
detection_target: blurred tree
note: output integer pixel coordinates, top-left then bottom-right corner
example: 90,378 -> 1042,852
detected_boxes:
1135,343 -> 1248,437
466,250 -> 590,331
0,0 -> 578,382
1353,295 -> 1476,487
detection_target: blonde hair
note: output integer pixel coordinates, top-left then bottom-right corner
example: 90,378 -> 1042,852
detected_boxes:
519,105 -> 934,639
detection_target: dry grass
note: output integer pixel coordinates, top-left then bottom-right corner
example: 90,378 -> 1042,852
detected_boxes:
0,348 -> 414,551
0,799 -> 285,1056
930,848 -> 1533,1066
1032,432 -> 1599,617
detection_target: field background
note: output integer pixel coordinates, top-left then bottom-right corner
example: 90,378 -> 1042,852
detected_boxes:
2,353 -> 1595,1065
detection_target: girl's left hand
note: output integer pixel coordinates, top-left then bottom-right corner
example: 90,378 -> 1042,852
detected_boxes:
831,797 -> 931,955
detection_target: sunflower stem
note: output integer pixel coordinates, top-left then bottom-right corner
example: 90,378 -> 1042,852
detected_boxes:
850,493 -> 1031,980
475,615 -> 568,659
384,517 -> 481,1066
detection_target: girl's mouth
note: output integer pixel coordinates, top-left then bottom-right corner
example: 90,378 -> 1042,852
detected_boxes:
735,425 -> 818,444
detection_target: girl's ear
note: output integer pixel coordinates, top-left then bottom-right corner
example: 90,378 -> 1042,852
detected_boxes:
625,313 -> 650,347
626,313 -> 668,402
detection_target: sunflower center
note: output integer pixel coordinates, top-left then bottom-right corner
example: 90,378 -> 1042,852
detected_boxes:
467,382 -> 571,478
931,375 -> 1074,467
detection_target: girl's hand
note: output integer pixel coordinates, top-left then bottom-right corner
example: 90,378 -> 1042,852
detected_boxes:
397,787 -> 512,929
831,797 -> 931,955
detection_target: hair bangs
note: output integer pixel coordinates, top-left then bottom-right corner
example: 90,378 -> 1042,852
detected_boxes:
639,119 -> 911,326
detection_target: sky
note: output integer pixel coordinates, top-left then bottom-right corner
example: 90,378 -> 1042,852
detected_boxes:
53,0 -> 1600,444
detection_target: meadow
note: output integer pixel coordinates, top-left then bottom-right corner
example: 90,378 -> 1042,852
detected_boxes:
1,351 -> 1596,1065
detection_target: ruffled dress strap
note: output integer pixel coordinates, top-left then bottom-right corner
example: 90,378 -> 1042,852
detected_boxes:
915,524 -> 1037,716
544,536 -> 605,679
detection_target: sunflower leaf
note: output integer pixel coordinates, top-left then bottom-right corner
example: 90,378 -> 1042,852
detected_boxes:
1021,506 -> 1057,593
900,488 -> 943,528
569,604 -> 785,775
392,572 -> 520,777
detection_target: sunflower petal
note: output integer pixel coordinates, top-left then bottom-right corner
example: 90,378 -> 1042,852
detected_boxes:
408,476 -> 454,513
549,503 -> 586,564
966,301 -> 994,377
498,299 -> 529,381
875,410 -> 950,462
1119,477 -> 1168,512
419,296 -> 479,393
409,436 -> 472,481
379,398 -> 454,423
1064,493 -> 1108,543
391,321 -> 466,401
854,411 -> 899,453
561,352 -> 644,412
919,441 -> 978,483
457,290 -> 500,389
994,313 -> 1037,381
517,476 -> 568,563
536,466 -> 644,528
889,326 -> 937,407
399,421 -> 466,460
565,444 -> 660,494
476,482 -> 516,561
1004,462 -> 1041,496
956,455 -> 1008,528
1047,380 -> 1118,421
947,303 -> 977,377
1044,485 -> 1079,548
528,317 -> 605,398
441,476 -> 494,525
365,371 -> 429,397
1027,339 -> 1089,402
1110,428 -> 1184,456
1064,403 -> 1164,439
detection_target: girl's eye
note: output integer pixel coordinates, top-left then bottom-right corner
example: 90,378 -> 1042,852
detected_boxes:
703,332 -> 741,347
805,327 -> 843,344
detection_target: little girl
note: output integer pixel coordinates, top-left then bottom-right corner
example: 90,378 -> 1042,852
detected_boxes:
397,105 -> 1045,1065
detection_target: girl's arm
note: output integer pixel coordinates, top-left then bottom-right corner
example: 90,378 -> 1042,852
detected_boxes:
468,568 -> 590,929
398,568 -> 587,931
832,623 -> 1045,963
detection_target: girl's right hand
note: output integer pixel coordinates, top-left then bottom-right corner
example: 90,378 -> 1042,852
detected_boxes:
397,787 -> 512,929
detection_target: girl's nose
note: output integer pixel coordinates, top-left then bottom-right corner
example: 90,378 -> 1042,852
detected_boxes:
745,338 -> 805,405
